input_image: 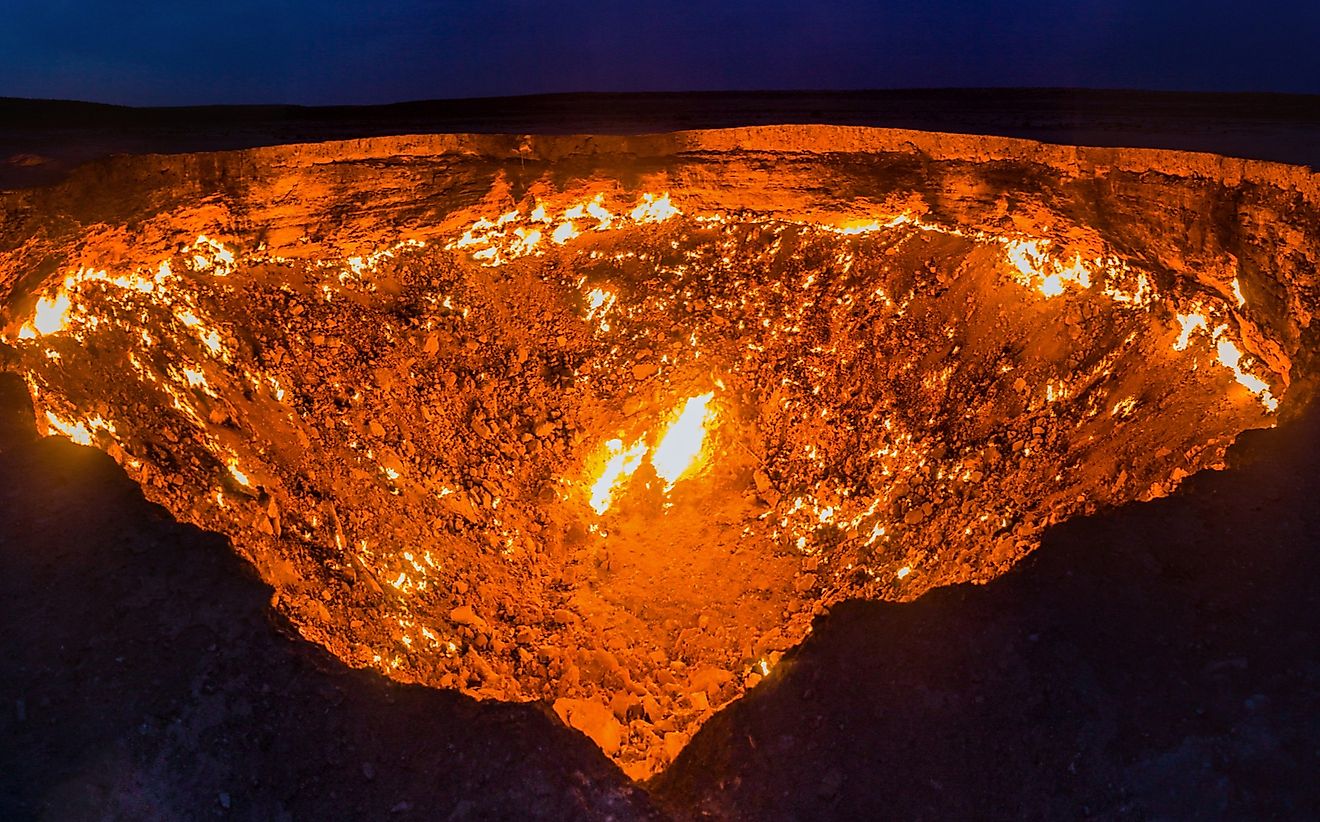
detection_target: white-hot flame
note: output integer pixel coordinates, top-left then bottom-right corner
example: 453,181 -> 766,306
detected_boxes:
1172,312 -> 1277,411
552,221 -> 579,245
1215,336 -> 1278,411
650,393 -> 715,488
451,191 -> 680,265
585,287 -> 617,330
44,410 -> 94,445
1003,239 -> 1092,298
1174,313 -> 1208,351
22,291 -> 74,338
629,193 -> 679,224
226,457 -> 253,488
586,392 -> 717,513
589,438 -> 648,514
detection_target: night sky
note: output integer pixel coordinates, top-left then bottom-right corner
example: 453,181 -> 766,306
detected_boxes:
3,1 -> 1318,106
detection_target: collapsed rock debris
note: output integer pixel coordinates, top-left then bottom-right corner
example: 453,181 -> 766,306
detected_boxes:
1,126 -> 1313,777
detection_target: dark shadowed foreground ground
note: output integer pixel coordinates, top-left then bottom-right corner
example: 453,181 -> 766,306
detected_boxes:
655,380 -> 1320,819
0,374 -> 658,821
3,356 -> 1320,819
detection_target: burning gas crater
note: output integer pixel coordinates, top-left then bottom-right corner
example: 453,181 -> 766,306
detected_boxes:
0,129 -> 1306,777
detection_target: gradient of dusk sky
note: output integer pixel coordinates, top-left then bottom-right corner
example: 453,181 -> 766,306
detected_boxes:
2,1 -> 1317,105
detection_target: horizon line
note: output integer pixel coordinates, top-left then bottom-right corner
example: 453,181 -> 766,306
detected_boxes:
5,85 -> 1320,111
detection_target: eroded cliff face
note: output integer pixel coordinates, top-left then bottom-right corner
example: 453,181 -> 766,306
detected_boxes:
1,127 -> 1316,777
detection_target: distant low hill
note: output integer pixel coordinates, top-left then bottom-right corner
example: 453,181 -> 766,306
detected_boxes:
3,88 -> 1320,189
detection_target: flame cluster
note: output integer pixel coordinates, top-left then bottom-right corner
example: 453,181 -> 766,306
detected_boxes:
588,392 -> 716,514
447,192 -> 679,267
2,184 -> 1292,774
437,197 -> 1285,572
1174,308 -> 1278,411
1002,239 -> 1093,297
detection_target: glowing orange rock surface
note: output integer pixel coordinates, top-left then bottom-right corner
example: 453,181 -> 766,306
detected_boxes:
2,126 -> 1314,776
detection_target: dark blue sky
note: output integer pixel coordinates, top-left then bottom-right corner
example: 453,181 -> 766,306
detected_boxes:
3,1 -> 1318,105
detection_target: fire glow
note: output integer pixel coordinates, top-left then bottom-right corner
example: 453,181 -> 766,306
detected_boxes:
1171,309 -> 1278,411
20,291 -> 73,338
650,392 -> 715,489
1003,239 -> 1093,297
589,437 -> 648,515
586,391 -> 717,514
447,191 -> 680,266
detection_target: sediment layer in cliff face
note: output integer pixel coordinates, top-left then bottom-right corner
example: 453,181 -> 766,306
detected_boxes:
1,127 -> 1315,776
